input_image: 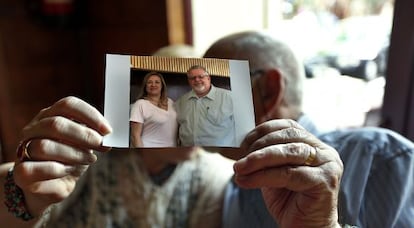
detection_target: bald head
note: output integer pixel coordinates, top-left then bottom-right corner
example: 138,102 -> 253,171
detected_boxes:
203,31 -> 304,111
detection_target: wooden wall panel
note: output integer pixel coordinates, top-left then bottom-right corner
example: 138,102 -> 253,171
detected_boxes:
0,0 -> 170,162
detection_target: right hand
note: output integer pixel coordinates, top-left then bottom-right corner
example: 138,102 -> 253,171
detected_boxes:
12,96 -> 112,217
233,119 -> 343,228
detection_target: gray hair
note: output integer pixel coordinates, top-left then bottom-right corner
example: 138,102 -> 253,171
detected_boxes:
204,31 -> 305,109
152,44 -> 200,58
186,65 -> 210,76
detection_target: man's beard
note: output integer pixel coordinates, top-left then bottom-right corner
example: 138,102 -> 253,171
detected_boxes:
193,84 -> 207,94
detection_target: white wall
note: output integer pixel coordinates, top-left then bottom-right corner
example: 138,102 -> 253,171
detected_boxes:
191,0 -> 265,55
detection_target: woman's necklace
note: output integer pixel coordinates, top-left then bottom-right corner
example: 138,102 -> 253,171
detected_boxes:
148,98 -> 160,106
146,97 -> 167,110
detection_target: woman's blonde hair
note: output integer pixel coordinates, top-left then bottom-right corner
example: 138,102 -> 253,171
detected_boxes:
137,71 -> 168,107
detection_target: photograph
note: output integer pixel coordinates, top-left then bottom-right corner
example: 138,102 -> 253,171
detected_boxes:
103,54 -> 254,148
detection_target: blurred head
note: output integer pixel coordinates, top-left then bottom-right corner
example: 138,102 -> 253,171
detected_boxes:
203,31 -> 305,124
138,147 -> 200,175
138,72 -> 168,103
187,65 -> 212,97
152,44 -> 200,57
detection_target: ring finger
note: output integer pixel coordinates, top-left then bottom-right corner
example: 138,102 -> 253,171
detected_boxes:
234,143 -> 319,176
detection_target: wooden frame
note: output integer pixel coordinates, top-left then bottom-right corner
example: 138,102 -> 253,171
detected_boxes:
166,0 -> 193,45
381,0 -> 414,140
0,32 -> 16,162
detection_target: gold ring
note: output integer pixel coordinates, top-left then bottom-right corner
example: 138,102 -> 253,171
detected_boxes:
304,147 -> 316,166
16,140 -> 33,162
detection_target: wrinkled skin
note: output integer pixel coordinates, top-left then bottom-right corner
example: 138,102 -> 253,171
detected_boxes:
12,96 -> 112,217
234,119 -> 343,228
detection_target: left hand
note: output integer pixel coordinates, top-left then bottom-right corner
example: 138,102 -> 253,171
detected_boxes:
234,119 -> 343,228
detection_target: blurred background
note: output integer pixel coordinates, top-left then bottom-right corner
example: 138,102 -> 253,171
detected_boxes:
1,0 -> 414,162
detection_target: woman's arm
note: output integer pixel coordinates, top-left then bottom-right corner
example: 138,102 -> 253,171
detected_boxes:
130,122 -> 144,147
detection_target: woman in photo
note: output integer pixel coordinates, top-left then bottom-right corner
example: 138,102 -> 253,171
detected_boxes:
130,71 -> 178,147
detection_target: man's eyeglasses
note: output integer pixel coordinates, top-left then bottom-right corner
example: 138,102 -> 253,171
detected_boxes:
188,74 -> 208,81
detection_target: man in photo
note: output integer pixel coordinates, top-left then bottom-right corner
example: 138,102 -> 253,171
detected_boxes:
175,65 -> 236,147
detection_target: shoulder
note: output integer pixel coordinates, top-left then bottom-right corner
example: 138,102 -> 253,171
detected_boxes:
131,99 -> 147,107
210,86 -> 232,102
320,127 -> 413,147
319,127 -> 414,158
192,150 -> 234,195
198,150 -> 235,165
185,150 -> 234,227
130,99 -> 150,114
195,150 -> 234,179
175,91 -> 192,104
212,85 -> 231,94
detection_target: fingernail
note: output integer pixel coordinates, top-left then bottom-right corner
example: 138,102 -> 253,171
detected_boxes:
99,118 -> 113,135
101,146 -> 112,152
234,174 -> 248,181
233,157 -> 247,172
100,124 -> 113,135
86,152 -> 98,163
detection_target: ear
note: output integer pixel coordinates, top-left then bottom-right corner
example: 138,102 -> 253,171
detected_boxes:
261,68 -> 285,114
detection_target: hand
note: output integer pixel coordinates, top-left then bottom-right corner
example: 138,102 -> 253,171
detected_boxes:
12,96 -> 112,217
234,119 -> 343,228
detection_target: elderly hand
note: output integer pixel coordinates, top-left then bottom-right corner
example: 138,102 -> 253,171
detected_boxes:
234,119 -> 343,228
12,96 -> 112,217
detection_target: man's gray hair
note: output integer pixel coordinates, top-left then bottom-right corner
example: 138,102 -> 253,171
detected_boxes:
187,65 -> 210,76
204,31 -> 305,108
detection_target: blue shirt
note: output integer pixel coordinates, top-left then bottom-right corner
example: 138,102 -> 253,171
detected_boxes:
175,85 -> 236,147
223,115 -> 414,227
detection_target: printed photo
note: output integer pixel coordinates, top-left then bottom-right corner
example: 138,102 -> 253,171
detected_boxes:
103,54 -> 254,148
